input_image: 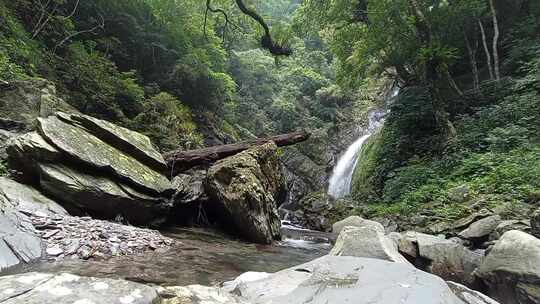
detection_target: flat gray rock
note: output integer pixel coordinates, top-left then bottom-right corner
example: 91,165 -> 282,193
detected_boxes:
236,255 -> 466,304
0,195 -> 43,271
0,272 -> 159,304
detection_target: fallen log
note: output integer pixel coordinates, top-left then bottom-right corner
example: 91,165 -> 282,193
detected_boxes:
164,131 -> 310,175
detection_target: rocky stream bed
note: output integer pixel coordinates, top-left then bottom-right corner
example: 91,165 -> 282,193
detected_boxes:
1,87 -> 539,304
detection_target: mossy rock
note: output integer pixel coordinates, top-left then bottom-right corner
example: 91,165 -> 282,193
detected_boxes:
205,142 -> 284,244
37,114 -> 172,195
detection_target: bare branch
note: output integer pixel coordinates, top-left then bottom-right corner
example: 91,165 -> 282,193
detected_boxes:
54,14 -> 105,53
234,0 -> 292,56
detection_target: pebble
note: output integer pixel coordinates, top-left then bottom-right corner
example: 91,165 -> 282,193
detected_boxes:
46,245 -> 64,256
29,214 -> 174,261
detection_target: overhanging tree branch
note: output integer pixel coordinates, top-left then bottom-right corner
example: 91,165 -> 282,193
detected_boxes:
205,0 -> 292,56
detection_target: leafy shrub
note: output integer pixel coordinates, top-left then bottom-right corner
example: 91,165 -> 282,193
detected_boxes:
133,92 -> 203,151
0,50 -> 27,80
383,163 -> 439,203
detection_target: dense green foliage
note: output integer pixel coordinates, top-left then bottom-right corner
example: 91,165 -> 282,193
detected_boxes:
0,0 -> 354,151
334,1 -> 540,224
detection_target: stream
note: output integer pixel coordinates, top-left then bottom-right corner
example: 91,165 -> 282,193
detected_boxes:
4,226 -> 330,286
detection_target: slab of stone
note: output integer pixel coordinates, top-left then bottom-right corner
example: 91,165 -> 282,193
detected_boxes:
38,163 -> 165,225
0,195 -> 43,271
0,272 -> 159,304
57,112 -> 167,172
235,255 -> 466,304
0,177 -> 67,216
489,220 -> 531,240
160,285 -> 248,304
37,115 -> 171,195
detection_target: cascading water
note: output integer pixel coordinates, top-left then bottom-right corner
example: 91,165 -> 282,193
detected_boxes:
327,109 -> 387,199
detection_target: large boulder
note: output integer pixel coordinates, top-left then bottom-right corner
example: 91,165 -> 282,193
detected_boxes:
234,255 -> 466,303
37,115 -> 171,194
477,230 -> 540,304
0,272 -> 159,304
172,168 -> 208,205
399,232 -> 484,286
332,215 -> 385,234
489,220 -> 531,241
38,164 -> 166,225
329,226 -> 410,264
458,215 -> 501,240
205,142 -> 285,244
6,113 -> 173,225
160,285 -> 247,304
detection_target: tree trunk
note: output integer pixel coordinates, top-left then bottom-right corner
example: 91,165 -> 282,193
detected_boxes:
478,19 -> 494,80
464,28 -> 480,93
164,131 -> 311,175
444,68 -> 464,97
489,0 -> 501,80
408,0 -> 457,141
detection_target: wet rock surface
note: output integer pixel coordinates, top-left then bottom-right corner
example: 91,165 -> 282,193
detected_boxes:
29,213 -> 173,261
0,272 -> 159,304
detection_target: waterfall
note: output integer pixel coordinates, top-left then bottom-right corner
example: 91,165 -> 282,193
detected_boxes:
327,109 -> 387,199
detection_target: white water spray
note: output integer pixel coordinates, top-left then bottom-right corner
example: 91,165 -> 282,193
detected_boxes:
327,110 -> 387,198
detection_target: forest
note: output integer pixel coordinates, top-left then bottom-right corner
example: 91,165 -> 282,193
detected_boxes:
0,1 -> 539,303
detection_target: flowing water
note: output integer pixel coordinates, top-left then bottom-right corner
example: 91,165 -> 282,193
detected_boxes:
5,227 -> 330,286
327,109 -> 387,198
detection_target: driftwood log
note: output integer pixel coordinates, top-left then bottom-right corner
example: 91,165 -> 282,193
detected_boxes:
164,131 -> 310,175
